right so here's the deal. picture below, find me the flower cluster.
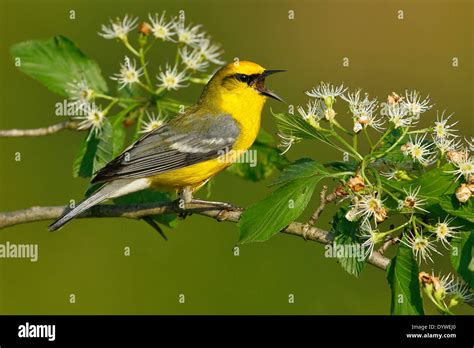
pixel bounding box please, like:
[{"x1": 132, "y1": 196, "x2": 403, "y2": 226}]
[
  {"x1": 419, "y1": 272, "x2": 473, "y2": 314},
  {"x1": 276, "y1": 82, "x2": 473, "y2": 275},
  {"x1": 67, "y1": 13, "x2": 224, "y2": 135}
]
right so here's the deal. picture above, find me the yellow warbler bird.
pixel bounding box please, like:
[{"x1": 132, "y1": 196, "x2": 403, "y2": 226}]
[{"x1": 49, "y1": 61, "x2": 284, "y2": 231}]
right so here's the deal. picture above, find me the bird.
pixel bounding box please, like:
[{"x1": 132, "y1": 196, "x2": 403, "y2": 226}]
[{"x1": 48, "y1": 61, "x2": 284, "y2": 231}]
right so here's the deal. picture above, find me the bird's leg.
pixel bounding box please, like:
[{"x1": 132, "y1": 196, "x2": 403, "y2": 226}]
[
  {"x1": 176, "y1": 186, "x2": 193, "y2": 219},
  {"x1": 180, "y1": 186, "x2": 193, "y2": 204}
]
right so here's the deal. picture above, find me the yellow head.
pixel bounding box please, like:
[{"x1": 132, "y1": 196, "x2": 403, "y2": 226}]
[{"x1": 199, "y1": 61, "x2": 284, "y2": 112}]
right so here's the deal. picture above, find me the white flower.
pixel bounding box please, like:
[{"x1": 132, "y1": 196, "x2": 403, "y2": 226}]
[
  {"x1": 148, "y1": 12, "x2": 175, "y2": 41},
  {"x1": 433, "y1": 111, "x2": 458, "y2": 139},
  {"x1": 398, "y1": 186, "x2": 428, "y2": 213},
  {"x1": 111, "y1": 56, "x2": 143, "y2": 90},
  {"x1": 297, "y1": 99, "x2": 324, "y2": 125},
  {"x1": 349, "y1": 192, "x2": 387, "y2": 223},
  {"x1": 98, "y1": 15, "x2": 138, "y2": 40},
  {"x1": 277, "y1": 132, "x2": 298, "y2": 155},
  {"x1": 197, "y1": 37, "x2": 224, "y2": 65},
  {"x1": 156, "y1": 64, "x2": 188, "y2": 90},
  {"x1": 433, "y1": 136, "x2": 461, "y2": 155},
  {"x1": 359, "y1": 219, "x2": 386, "y2": 259},
  {"x1": 140, "y1": 112, "x2": 166, "y2": 133},
  {"x1": 401, "y1": 231, "x2": 441, "y2": 264},
  {"x1": 343, "y1": 90, "x2": 384, "y2": 132},
  {"x1": 179, "y1": 46, "x2": 209, "y2": 71},
  {"x1": 401, "y1": 90, "x2": 432, "y2": 119},
  {"x1": 448, "y1": 149, "x2": 474, "y2": 180},
  {"x1": 174, "y1": 20, "x2": 204, "y2": 46},
  {"x1": 384, "y1": 103, "x2": 414, "y2": 129},
  {"x1": 76, "y1": 104, "x2": 105, "y2": 135},
  {"x1": 407, "y1": 134, "x2": 437, "y2": 166},
  {"x1": 67, "y1": 77, "x2": 95, "y2": 108},
  {"x1": 467, "y1": 137, "x2": 474, "y2": 151},
  {"x1": 444, "y1": 277, "x2": 474, "y2": 305},
  {"x1": 433, "y1": 217, "x2": 461, "y2": 248},
  {"x1": 306, "y1": 82, "x2": 346, "y2": 99}
]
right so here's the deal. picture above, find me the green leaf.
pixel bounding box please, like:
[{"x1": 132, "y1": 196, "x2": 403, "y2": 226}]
[
  {"x1": 72, "y1": 131, "x2": 99, "y2": 178},
  {"x1": 239, "y1": 176, "x2": 319, "y2": 243},
  {"x1": 325, "y1": 160, "x2": 358, "y2": 172},
  {"x1": 11, "y1": 35, "x2": 107, "y2": 96},
  {"x1": 72, "y1": 119, "x2": 126, "y2": 178},
  {"x1": 386, "y1": 239, "x2": 424, "y2": 315},
  {"x1": 226, "y1": 142, "x2": 289, "y2": 182},
  {"x1": 450, "y1": 231, "x2": 474, "y2": 287},
  {"x1": 380, "y1": 164, "x2": 457, "y2": 206},
  {"x1": 271, "y1": 158, "x2": 329, "y2": 186},
  {"x1": 113, "y1": 190, "x2": 177, "y2": 228},
  {"x1": 439, "y1": 194, "x2": 474, "y2": 223},
  {"x1": 255, "y1": 128, "x2": 274, "y2": 145},
  {"x1": 93, "y1": 121, "x2": 115, "y2": 174},
  {"x1": 411, "y1": 164, "x2": 457, "y2": 202},
  {"x1": 331, "y1": 208, "x2": 366, "y2": 277},
  {"x1": 226, "y1": 129, "x2": 289, "y2": 182}
]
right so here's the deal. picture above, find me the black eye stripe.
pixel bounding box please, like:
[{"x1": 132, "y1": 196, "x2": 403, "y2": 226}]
[{"x1": 234, "y1": 73, "x2": 260, "y2": 85}]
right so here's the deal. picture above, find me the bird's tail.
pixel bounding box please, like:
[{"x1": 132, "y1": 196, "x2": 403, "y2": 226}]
[{"x1": 48, "y1": 178, "x2": 150, "y2": 231}]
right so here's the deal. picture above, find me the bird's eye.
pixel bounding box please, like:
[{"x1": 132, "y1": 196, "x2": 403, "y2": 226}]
[{"x1": 235, "y1": 74, "x2": 250, "y2": 83}]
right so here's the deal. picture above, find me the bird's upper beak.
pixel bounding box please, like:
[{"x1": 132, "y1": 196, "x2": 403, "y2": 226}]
[{"x1": 254, "y1": 70, "x2": 285, "y2": 102}]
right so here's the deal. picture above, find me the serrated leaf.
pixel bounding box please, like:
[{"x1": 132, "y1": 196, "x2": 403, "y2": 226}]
[
  {"x1": 439, "y1": 195, "x2": 474, "y2": 223},
  {"x1": 386, "y1": 239, "x2": 424, "y2": 315},
  {"x1": 239, "y1": 177, "x2": 319, "y2": 243},
  {"x1": 271, "y1": 158, "x2": 329, "y2": 186},
  {"x1": 331, "y1": 208, "x2": 366, "y2": 277},
  {"x1": 11, "y1": 35, "x2": 107, "y2": 96},
  {"x1": 113, "y1": 189, "x2": 176, "y2": 228},
  {"x1": 450, "y1": 231, "x2": 474, "y2": 287}
]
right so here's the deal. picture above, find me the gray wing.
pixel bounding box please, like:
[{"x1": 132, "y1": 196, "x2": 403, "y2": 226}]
[{"x1": 91, "y1": 113, "x2": 240, "y2": 184}]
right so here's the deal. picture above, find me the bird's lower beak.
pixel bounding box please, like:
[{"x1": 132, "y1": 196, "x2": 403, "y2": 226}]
[{"x1": 254, "y1": 70, "x2": 285, "y2": 102}]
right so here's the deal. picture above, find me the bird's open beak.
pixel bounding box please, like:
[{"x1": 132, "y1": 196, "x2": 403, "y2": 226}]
[{"x1": 254, "y1": 70, "x2": 285, "y2": 102}]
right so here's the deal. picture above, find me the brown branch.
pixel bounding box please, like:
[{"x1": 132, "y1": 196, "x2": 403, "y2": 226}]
[
  {"x1": 306, "y1": 186, "x2": 339, "y2": 227},
  {"x1": 0, "y1": 201, "x2": 390, "y2": 271},
  {"x1": 0, "y1": 121, "x2": 85, "y2": 137}
]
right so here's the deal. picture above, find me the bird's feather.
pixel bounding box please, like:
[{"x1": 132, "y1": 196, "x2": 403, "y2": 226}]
[{"x1": 91, "y1": 113, "x2": 240, "y2": 184}]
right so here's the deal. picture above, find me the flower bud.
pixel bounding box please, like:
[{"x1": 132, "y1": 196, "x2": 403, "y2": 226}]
[
  {"x1": 348, "y1": 175, "x2": 365, "y2": 192},
  {"x1": 401, "y1": 142, "x2": 413, "y2": 156},
  {"x1": 138, "y1": 22, "x2": 152, "y2": 36},
  {"x1": 324, "y1": 108, "x2": 336, "y2": 121},
  {"x1": 468, "y1": 174, "x2": 474, "y2": 184},
  {"x1": 455, "y1": 184, "x2": 471, "y2": 203},
  {"x1": 353, "y1": 121, "x2": 362, "y2": 133},
  {"x1": 447, "y1": 150, "x2": 466, "y2": 165},
  {"x1": 387, "y1": 92, "x2": 403, "y2": 105},
  {"x1": 375, "y1": 207, "x2": 388, "y2": 223},
  {"x1": 334, "y1": 185, "x2": 347, "y2": 197}
]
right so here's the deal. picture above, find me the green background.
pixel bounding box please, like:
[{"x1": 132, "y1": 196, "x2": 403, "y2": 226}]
[{"x1": 0, "y1": 0, "x2": 472, "y2": 314}]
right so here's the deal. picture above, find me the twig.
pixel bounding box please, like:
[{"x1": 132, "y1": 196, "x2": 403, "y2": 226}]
[
  {"x1": 306, "y1": 186, "x2": 338, "y2": 227},
  {"x1": 0, "y1": 201, "x2": 390, "y2": 271},
  {"x1": 378, "y1": 235, "x2": 398, "y2": 255},
  {"x1": 0, "y1": 121, "x2": 85, "y2": 137}
]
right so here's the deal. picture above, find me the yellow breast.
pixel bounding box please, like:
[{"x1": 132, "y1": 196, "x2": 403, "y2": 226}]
[{"x1": 150, "y1": 80, "x2": 266, "y2": 191}]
